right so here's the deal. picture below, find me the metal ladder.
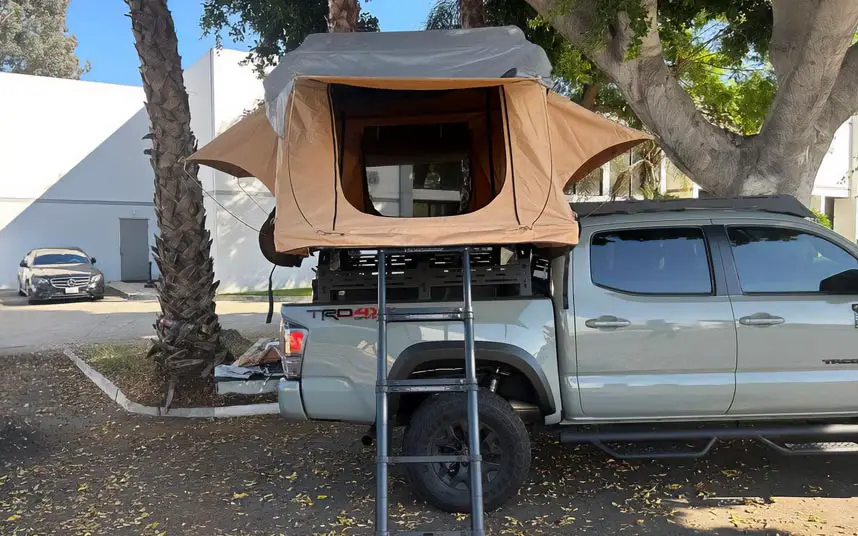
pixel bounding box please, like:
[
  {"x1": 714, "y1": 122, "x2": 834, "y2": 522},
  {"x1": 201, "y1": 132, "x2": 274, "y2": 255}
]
[{"x1": 375, "y1": 247, "x2": 485, "y2": 536}]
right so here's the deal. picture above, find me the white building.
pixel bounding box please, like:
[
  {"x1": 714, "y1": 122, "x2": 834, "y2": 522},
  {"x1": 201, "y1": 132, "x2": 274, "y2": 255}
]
[{"x1": 0, "y1": 49, "x2": 314, "y2": 291}]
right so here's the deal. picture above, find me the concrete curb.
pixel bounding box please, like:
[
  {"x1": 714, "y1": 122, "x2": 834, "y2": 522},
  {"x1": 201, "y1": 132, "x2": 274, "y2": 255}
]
[
  {"x1": 215, "y1": 294, "x2": 311, "y2": 303},
  {"x1": 63, "y1": 348, "x2": 279, "y2": 418},
  {"x1": 105, "y1": 284, "x2": 158, "y2": 301}
]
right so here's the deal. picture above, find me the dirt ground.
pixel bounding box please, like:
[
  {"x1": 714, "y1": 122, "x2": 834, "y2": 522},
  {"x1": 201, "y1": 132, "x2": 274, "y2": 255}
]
[{"x1": 2, "y1": 353, "x2": 857, "y2": 535}]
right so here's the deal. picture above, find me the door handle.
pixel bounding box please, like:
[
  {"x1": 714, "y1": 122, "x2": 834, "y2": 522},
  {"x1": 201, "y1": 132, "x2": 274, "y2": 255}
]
[
  {"x1": 739, "y1": 313, "x2": 785, "y2": 327},
  {"x1": 585, "y1": 315, "x2": 631, "y2": 329}
]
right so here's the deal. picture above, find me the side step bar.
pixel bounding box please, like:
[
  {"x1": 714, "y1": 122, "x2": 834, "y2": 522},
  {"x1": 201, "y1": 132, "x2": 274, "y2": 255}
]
[{"x1": 561, "y1": 423, "x2": 858, "y2": 459}]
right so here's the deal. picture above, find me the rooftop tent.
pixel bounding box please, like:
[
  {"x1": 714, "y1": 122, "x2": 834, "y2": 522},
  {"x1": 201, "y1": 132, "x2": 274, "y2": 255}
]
[{"x1": 188, "y1": 27, "x2": 650, "y2": 259}]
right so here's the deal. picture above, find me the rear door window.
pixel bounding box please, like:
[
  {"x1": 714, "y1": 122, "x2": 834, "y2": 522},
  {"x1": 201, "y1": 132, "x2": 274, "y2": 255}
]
[
  {"x1": 590, "y1": 227, "x2": 713, "y2": 294},
  {"x1": 727, "y1": 226, "x2": 858, "y2": 293}
]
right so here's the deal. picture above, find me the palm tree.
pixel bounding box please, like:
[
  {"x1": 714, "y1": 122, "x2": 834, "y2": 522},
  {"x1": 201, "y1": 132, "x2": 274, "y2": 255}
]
[
  {"x1": 459, "y1": 0, "x2": 485, "y2": 28},
  {"x1": 426, "y1": 0, "x2": 486, "y2": 29},
  {"x1": 126, "y1": 0, "x2": 228, "y2": 391},
  {"x1": 328, "y1": 0, "x2": 360, "y2": 32}
]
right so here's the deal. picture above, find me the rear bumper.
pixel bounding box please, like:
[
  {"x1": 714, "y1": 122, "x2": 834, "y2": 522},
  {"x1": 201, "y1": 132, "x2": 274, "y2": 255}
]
[{"x1": 277, "y1": 379, "x2": 308, "y2": 421}]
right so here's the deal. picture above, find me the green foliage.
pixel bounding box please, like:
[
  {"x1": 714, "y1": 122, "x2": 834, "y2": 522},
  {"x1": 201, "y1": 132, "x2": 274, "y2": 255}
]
[
  {"x1": 423, "y1": 0, "x2": 776, "y2": 134},
  {"x1": 812, "y1": 209, "x2": 833, "y2": 230},
  {"x1": 0, "y1": 0, "x2": 88, "y2": 78},
  {"x1": 661, "y1": 20, "x2": 776, "y2": 134},
  {"x1": 201, "y1": 0, "x2": 379, "y2": 76},
  {"x1": 590, "y1": 0, "x2": 649, "y2": 58}
]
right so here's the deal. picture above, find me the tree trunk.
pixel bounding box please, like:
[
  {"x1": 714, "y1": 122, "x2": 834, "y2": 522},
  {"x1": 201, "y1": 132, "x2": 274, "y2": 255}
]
[
  {"x1": 459, "y1": 0, "x2": 485, "y2": 29},
  {"x1": 328, "y1": 0, "x2": 360, "y2": 32},
  {"x1": 525, "y1": 0, "x2": 858, "y2": 205},
  {"x1": 579, "y1": 83, "x2": 600, "y2": 110},
  {"x1": 126, "y1": 0, "x2": 227, "y2": 378}
]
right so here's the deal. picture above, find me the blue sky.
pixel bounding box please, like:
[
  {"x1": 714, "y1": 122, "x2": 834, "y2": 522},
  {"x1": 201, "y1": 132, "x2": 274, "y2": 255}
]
[{"x1": 67, "y1": 0, "x2": 436, "y2": 86}]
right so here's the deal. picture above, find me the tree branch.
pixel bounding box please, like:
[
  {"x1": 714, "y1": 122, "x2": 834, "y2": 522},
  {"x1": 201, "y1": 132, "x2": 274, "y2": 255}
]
[
  {"x1": 579, "y1": 82, "x2": 600, "y2": 110},
  {"x1": 760, "y1": 0, "x2": 858, "y2": 150},
  {"x1": 525, "y1": 0, "x2": 741, "y2": 193},
  {"x1": 814, "y1": 42, "x2": 858, "y2": 146}
]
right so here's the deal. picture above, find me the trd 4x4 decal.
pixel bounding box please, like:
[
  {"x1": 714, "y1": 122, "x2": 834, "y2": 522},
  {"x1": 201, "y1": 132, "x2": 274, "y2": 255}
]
[{"x1": 306, "y1": 307, "x2": 381, "y2": 320}]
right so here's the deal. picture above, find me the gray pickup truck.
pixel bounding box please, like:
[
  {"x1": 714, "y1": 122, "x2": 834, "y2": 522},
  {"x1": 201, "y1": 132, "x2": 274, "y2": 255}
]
[{"x1": 272, "y1": 197, "x2": 858, "y2": 512}]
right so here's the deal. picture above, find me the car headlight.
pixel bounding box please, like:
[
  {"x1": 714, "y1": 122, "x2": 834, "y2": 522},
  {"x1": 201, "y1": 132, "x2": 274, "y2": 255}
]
[
  {"x1": 31, "y1": 276, "x2": 50, "y2": 287},
  {"x1": 90, "y1": 273, "x2": 103, "y2": 283}
]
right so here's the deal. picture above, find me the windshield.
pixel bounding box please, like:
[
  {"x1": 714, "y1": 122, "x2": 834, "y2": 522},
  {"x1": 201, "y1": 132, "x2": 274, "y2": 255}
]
[{"x1": 33, "y1": 253, "x2": 89, "y2": 266}]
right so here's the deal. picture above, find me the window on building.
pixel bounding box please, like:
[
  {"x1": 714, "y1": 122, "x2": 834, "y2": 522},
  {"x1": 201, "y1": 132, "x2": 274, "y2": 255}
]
[
  {"x1": 591, "y1": 228, "x2": 713, "y2": 294},
  {"x1": 566, "y1": 167, "x2": 603, "y2": 197},
  {"x1": 727, "y1": 226, "x2": 858, "y2": 293}
]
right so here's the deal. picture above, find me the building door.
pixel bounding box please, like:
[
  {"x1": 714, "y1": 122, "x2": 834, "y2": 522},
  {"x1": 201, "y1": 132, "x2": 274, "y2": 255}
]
[{"x1": 119, "y1": 218, "x2": 150, "y2": 282}]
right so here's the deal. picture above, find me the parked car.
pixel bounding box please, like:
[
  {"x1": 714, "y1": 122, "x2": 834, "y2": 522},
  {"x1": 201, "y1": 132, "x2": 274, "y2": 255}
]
[
  {"x1": 250, "y1": 196, "x2": 858, "y2": 513},
  {"x1": 17, "y1": 247, "x2": 105, "y2": 304}
]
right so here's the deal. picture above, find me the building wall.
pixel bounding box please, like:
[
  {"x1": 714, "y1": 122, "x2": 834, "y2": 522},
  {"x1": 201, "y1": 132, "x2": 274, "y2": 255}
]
[
  {"x1": 0, "y1": 50, "x2": 315, "y2": 292},
  {"x1": 813, "y1": 119, "x2": 852, "y2": 198},
  {"x1": 0, "y1": 73, "x2": 157, "y2": 288},
  {"x1": 201, "y1": 49, "x2": 314, "y2": 292}
]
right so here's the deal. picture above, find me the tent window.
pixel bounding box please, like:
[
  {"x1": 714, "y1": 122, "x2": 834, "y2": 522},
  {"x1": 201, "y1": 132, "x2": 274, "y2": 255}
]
[
  {"x1": 331, "y1": 85, "x2": 506, "y2": 218},
  {"x1": 364, "y1": 122, "x2": 471, "y2": 217}
]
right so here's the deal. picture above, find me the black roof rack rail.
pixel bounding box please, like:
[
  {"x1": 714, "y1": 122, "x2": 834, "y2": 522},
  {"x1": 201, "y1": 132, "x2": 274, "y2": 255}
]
[{"x1": 571, "y1": 195, "x2": 815, "y2": 220}]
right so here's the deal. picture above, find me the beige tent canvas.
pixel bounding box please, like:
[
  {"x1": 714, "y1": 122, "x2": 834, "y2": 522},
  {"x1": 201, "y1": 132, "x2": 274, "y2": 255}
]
[{"x1": 188, "y1": 27, "x2": 650, "y2": 260}]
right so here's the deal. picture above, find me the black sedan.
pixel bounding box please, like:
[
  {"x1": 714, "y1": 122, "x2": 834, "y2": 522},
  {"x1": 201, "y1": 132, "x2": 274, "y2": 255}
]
[{"x1": 17, "y1": 248, "x2": 105, "y2": 304}]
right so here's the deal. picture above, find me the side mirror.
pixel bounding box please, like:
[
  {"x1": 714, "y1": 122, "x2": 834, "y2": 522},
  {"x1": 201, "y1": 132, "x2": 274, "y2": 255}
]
[
  {"x1": 90, "y1": 257, "x2": 97, "y2": 264},
  {"x1": 19, "y1": 260, "x2": 27, "y2": 268},
  {"x1": 819, "y1": 269, "x2": 858, "y2": 294}
]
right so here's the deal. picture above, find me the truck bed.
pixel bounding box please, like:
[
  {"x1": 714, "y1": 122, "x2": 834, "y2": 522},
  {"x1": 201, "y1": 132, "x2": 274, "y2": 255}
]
[{"x1": 283, "y1": 297, "x2": 563, "y2": 424}]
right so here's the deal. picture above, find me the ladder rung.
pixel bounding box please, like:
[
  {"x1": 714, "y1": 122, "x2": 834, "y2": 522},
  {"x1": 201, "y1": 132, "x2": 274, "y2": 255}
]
[
  {"x1": 394, "y1": 531, "x2": 476, "y2": 535},
  {"x1": 381, "y1": 246, "x2": 471, "y2": 254},
  {"x1": 386, "y1": 307, "x2": 464, "y2": 323},
  {"x1": 386, "y1": 455, "x2": 480, "y2": 464},
  {"x1": 383, "y1": 378, "x2": 474, "y2": 393}
]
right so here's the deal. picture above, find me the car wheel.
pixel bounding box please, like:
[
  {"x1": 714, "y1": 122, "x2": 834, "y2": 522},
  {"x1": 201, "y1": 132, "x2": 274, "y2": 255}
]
[
  {"x1": 402, "y1": 389, "x2": 531, "y2": 513},
  {"x1": 18, "y1": 283, "x2": 25, "y2": 297}
]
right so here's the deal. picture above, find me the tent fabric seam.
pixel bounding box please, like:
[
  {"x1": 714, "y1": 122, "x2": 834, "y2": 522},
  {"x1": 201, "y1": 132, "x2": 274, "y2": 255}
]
[
  {"x1": 531, "y1": 86, "x2": 555, "y2": 228},
  {"x1": 285, "y1": 84, "x2": 316, "y2": 231},
  {"x1": 501, "y1": 86, "x2": 520, "y2": 225},
  {"x1": 327, "y1": 86, "x2": 339, "y2": 231}
]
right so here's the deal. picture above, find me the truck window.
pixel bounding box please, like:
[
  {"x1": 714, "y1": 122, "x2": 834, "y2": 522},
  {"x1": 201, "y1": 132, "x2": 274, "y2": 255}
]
[
  {"x1": 727, "y1": 226, "x2": 858, "y2": 293},
  {"x1": 590, "y1": 228, "x2": 713, "y2": 295}
]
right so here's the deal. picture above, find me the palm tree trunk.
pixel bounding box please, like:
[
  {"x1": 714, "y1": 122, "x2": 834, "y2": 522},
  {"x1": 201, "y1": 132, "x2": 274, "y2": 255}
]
[
  {"x1": 126, "y1": 0, "x2": 227, "y2": 379},
  {"x1": 459, "y1": 0, "x2": 485, "y2": 28},
  {"x1": 328, "y1": 0, "x2": 360, "y2": 32}
]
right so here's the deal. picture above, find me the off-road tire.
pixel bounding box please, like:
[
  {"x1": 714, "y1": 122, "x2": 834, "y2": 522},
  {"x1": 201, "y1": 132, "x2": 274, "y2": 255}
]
[{"x1": 402, "y1": 389, "x2": 531, "y2": 513}]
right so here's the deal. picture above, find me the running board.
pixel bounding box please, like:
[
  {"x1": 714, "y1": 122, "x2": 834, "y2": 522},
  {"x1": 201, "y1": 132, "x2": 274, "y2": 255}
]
[{"x1": 561, "y1": 423, "x2": 858, "y2": 459}]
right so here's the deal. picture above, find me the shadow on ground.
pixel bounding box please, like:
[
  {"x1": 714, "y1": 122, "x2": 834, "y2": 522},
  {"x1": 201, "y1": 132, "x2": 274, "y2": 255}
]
[{"x1": 1, "y1": 353, "x2": 855, "y2": 535}]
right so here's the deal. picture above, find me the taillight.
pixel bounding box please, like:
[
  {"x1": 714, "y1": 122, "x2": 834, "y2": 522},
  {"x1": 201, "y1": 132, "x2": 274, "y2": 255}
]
[
  {"x1": 285, "y1": 329, "x2": 306, "y2": 355},
  {"x1": 279, "y1": 318, "x2": 307, "y2": 380}
]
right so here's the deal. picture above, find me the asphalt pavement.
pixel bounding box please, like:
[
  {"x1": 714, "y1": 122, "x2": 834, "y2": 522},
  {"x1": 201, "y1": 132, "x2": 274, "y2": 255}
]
[
  {"x1": 2, "y1": 353, "x2": 858, "y2": 535},
  {"x1": 0, "y1": 291, "x2": 278, "y2": 354}
]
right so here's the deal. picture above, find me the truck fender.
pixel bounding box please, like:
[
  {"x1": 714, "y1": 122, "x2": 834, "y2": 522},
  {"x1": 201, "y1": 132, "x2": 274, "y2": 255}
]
[{"x1": 388, "y1": 341, "x2": 556, "y2": 415}]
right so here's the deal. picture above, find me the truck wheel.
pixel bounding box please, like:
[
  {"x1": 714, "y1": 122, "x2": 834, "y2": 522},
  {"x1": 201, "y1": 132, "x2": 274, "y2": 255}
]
[{"x1": 402, "y1": 389, "x2": 531, "y2": 513}]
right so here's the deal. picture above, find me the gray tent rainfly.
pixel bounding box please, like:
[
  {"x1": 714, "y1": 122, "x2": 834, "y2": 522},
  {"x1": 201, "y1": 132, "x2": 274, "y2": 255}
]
[{"x1": 262, "y1": 26, "x2": 554, "y2": 137}]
